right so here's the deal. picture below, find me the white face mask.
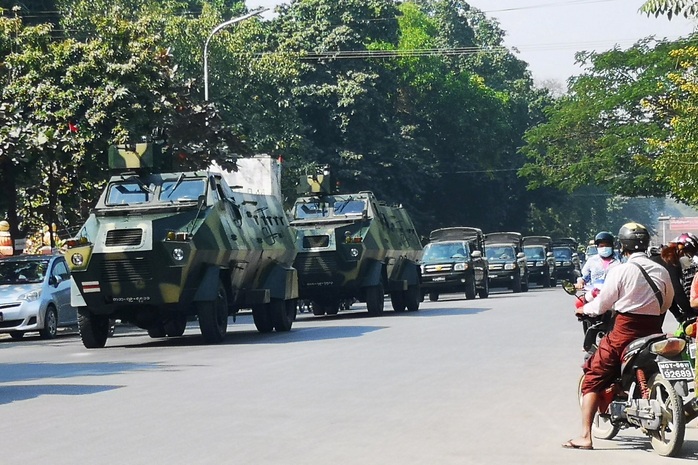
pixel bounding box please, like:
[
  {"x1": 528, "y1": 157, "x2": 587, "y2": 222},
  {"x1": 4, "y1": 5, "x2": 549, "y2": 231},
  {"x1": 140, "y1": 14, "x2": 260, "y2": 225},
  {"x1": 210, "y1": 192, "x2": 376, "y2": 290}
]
[
  {"x1": 693, "y1": 255, "x2": 698, "y2": 266},
  {"x1": 598, "y1": 246, "x2": 613, "y2": 258}
]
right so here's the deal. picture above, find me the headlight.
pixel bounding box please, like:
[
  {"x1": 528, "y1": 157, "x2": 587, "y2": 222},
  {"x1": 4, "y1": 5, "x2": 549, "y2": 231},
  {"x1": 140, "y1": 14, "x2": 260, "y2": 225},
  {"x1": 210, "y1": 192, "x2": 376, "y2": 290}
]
[
  {"x1": 454, "y1": 263, "x2": 467, "y2": 271},
  {"x1": 504, "y1": 263, "x2": 516, "y2": 270},
  {"x1": 350, "y1": 248, "x2": 359, "y2": 257},
  {"x1": 71, "y1": 253, "x2": 84, "y2": 267},
  {"x1": 172, "y1": 248, "x2": 185, "y2": 261},
  {"x1": 18, "y1": 289, "x2": 41, "y2": 302},
  {"x1": 563, "y1": 261, "x2": 572, "y2": 266},
  {"x1": 650, "y1": 338, "x2": 686, "y2": 357},
  {"x1": 536, "y1": 261, "x2": 545, "y2": 267}
]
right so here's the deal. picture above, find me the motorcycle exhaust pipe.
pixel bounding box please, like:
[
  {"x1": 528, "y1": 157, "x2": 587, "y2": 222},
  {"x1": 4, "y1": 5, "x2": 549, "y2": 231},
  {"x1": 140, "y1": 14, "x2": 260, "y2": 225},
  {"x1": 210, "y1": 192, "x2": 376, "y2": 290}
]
[{"x1": 684, "y1": 397, "x2": 698, "y2": 423}]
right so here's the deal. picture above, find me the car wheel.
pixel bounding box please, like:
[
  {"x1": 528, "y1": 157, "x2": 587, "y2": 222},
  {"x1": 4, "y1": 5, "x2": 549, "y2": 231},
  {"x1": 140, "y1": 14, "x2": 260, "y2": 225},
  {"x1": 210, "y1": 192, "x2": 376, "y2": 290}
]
[{"x1": 39, "y1": 306, "x2": 58, "y2": 339}]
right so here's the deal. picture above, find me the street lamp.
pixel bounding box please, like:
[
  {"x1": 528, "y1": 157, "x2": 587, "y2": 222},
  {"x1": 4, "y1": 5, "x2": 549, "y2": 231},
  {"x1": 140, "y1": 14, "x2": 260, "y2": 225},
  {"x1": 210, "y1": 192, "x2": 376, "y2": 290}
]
[
  {"x1": 658, "y1": 215, "x2": 671, "y2": 245},
  {"x1": 203, "y1": 8, "x2": 268, "y2": 101}
]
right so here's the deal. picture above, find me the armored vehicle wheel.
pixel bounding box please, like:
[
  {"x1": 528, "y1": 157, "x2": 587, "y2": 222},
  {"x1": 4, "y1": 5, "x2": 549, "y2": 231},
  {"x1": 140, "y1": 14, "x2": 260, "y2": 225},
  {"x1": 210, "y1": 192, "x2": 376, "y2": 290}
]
[
  {"x1": 271, "y1": 298, "x2": 295, "y2": 332},
  {"x1": 550, "y1": 275, "x2": 557, "y2": 287},
  {"x1": 9, "y1": 331, "x2": 24, "y2": 340},
  {"x1": 405, "y1": 285, "x2": 420, "y2": 312},
  {"x1": 197, "y1": 283, "x2": 229, "y2": 344},
  {"x1": 164, "y1": 314, "x2": 187, "y2": 337},
  {"x1": 147, "y1": 324, "x2": 167, "y2": 338},
  {"x1": 253, "y1": 303, "x2": 274, "y2": 332},
  {"x1": 78, "y1": 307, "x2": 109, "y2": 349},
  {"x1": 465, "y1": 276, "x2": 477, "y2": 300},
  {"x1": 391, "y1": 291, "x2": 406, "y2": 312},
  {"x1": 366, "y1": 283, "x2": 385, "y2": 316},
  {"x1": 39, "y1": 306, "x2": 58, "y2": 339},
  {"x1": 512, "y1": 273, "x2": 522, "y2": 293},
  {"x1": 542, "y1": 269, "x2": 551, "y2": 288},
  {"x1": 311, "y1": 302, "x2": 326, "y2": 316},
  {"x1": 428, "y1": 292, "x2": 439, "y2": 302},
  {"x1": 478, "y1": 278, "x2": 489, "y2": 299}
]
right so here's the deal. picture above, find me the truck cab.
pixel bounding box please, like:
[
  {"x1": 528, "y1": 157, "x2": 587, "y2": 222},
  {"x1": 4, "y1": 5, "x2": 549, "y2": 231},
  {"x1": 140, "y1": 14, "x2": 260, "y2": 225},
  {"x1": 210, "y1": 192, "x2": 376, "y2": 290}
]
[
  {"x1": 552, "y1": 237, "x2": 581, "y2": 283},
  {"x1": 484, "y1": 232, "x2": 529, "y2": 293},
  {"x1": 420, "y1": 227, "x2": 489, "y2": 301},
  {"x1": 522, "y1": 235, "x2": 557, "y2": 288}
]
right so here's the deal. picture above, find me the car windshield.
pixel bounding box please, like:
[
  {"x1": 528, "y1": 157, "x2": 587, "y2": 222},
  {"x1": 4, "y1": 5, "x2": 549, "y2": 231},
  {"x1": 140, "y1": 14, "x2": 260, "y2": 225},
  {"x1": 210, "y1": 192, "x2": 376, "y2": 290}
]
[
  {"x1": 0, "y1": 259, "x2": 49, "y2": 284},
  {"x1": 423, "y1": 243, "x2": 469, "y2": 261},
  {"x1": 586, "y1": 245, "x2": 598, "y2": 257},
  {"x1": 160, "y1": 179, "x2": 205, "y2": 202},
  {"x1": 554, "y1": 248, "x2": 573, "y2": 260},
  {"x1": 486, "y1": 245, "x2": 515, "y2": 260},
  {"x1": 524, "y1": 246, "x2": 545, "y2": 260},
  {"x1": 106, "y1": 182, "x2": 155, "y2": 205}
]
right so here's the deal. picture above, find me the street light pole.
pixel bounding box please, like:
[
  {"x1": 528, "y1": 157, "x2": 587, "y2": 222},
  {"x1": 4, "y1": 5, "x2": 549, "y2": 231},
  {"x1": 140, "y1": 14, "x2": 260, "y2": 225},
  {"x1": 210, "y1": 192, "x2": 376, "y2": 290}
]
[{"x1": 203, "y1": 8, "x2": 268, "y2": 101}]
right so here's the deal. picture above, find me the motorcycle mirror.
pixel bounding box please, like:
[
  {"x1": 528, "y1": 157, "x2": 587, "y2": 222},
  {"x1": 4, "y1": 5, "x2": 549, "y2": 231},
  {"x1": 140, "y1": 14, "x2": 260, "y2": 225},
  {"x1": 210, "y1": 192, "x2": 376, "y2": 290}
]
[{"x1": 561, "y1": 279, "x2": 577, "y2": 296}]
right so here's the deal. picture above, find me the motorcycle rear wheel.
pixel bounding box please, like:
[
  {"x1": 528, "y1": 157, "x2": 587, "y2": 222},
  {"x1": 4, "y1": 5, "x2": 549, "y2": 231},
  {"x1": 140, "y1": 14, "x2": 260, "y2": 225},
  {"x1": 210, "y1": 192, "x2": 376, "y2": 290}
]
[
  {"x1": 577, "y1": 374, "x2": 620, "y2": 440},
  {"x1": 648, "y1": 373, "x2": 685, "y2": 457}
]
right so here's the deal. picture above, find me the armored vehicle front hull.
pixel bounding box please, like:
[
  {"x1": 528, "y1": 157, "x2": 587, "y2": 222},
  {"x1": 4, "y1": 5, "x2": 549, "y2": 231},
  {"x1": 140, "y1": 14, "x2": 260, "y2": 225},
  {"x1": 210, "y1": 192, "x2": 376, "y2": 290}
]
[
  {"x1": 67, "y1": 168, "x2": 298, "y2": 348},
  {"x1": 291, "y1": 192, "x2": 422, "y2": 316}
]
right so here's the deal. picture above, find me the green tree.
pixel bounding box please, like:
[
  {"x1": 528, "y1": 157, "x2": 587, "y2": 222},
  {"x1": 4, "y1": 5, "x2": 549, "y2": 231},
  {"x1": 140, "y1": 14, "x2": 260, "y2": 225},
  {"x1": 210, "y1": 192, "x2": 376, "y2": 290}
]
[{"x1": 641, "y1": 0, "x2": 698, "y2": 18}]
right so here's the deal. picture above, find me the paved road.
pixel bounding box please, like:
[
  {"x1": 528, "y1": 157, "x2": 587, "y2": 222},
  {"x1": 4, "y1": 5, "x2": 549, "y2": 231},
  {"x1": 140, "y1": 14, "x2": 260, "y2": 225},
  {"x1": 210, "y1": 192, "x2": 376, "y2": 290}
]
[{"x1": 1, "y1": 286, "x2": 697, "y2": 464}]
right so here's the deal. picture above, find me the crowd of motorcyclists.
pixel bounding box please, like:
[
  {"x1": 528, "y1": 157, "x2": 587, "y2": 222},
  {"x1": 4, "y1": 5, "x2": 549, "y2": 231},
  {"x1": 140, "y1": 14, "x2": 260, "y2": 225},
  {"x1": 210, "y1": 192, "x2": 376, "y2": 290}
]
[{"x1": 563, "y1": 222, "x2": 698, "y2": 454}]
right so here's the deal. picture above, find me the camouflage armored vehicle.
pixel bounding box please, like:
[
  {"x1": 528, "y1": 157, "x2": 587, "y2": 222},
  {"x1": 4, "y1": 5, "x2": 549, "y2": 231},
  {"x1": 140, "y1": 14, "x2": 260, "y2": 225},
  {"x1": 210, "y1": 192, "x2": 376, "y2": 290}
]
[
  {"x1": 64, "y1": 143, "x2": 299, "y2": 348},
  {"x1": 484, "y1": 232, "x2": 529, "y2": 293},
  {"x1": 552, "y1": 237, "x2": 581, "y2": 283},
  {"x1": 421, "y1": 227, "x2": 489, "y2": 301},
  {"x1": 290, "y1": 167, "x2": 423, "y2": 316},
  {"x1": 522, "y1": 235, "x2": 557, "y2": 288}
]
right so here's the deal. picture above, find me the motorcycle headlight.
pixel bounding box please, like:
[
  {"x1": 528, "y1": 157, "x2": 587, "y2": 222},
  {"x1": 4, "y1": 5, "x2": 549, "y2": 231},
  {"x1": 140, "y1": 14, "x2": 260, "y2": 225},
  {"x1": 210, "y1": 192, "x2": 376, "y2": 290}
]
[
  {"x1": 650, "y1": 338, "x2": 686, "y2": 357},
  {"x1": 454, "y1": 263, "x2": 467, "y2": 271},
  {"x1": 18, "y1": 289, "x2": 41, "y2": 302},
  {"x1": 504, "y1": 263, "x2": 516, "y2": 270}
]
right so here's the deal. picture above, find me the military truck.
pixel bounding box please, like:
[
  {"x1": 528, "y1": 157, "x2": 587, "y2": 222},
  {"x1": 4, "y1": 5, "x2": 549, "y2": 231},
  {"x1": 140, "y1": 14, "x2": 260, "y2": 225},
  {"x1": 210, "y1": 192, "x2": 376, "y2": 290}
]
[
  {"x1": 552, "y1": 237, "x2": 581, "y2": 283},
  {"x1": 522, "y1": 235, "x2": 556, "y2": 288},
  {"x1": 421, "y1": 227, "x2": 489, "y2": 301},
  {"x1": 484, "y1": 232, "x2": 529, "y2": 293},
  {"x1": 64, "y1": 143, "x2": 299, "y2": 348},
  {"x1": 290, "y1": 167, "x2": 423, "y2": 316}
]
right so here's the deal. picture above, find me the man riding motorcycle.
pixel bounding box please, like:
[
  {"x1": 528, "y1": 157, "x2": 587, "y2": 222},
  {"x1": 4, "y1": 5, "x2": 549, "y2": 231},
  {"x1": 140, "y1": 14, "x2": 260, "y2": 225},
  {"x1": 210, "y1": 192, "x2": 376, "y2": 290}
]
[
  {"x1": 576, "y1": 231, "x2": 620, "y2": 290},
  {"x1": 563, "y1": 222, "x2": 674, "y2": 450}
]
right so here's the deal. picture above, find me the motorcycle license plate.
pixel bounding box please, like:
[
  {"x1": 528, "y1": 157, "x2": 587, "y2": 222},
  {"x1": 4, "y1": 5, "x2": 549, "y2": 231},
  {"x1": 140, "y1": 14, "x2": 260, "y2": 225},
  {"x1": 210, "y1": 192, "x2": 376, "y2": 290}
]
[{"x1": 658, "y1": 360, "x2": 694, "y2": 380}]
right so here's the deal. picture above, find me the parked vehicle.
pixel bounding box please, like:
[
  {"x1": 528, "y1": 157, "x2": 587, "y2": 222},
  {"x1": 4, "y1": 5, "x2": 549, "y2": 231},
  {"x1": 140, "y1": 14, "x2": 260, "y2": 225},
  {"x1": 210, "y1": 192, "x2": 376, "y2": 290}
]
[
  {"x1": 0, "y1": 254, "x2": 77, "y2": 339},
  {"x1": 421, "y1": 227, "x2": 489, "y2": 301},
  {"x1": 553, "y1": 237, "x2": 581, "y2": 282},
  {"x1": 522, "y1": 235, "x2": 556, "y2": 288},
  {"x1": 290, "y1": 166, "x2": 423, "y2": 316},
  {"x1": 484, "y1": 232, "x2": 529, "y2": 293},
  {"x1": 563, "y1": 280, "x2": 689, "y2": 457}
]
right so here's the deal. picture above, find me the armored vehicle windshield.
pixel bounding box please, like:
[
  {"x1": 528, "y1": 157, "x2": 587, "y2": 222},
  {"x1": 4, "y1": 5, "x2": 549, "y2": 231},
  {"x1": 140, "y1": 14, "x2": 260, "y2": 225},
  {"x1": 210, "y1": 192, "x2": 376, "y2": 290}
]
[
  {"x1": 106, "y1": 176, "x2": 206, "y2": 206},
  {"x1": 292, "y1": 196, "x2": 367, "y2": 220}
]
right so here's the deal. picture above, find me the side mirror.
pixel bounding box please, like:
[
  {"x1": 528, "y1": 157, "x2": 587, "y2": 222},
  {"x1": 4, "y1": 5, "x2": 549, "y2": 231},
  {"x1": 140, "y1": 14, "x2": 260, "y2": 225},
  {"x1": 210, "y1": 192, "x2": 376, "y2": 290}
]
[
  {"x1": 561, "y1": 280, "x2": 577, "y2": 296},
  {"x1": 516, "y1": 252, "x2": 525, "y2": 259},
  {"x1": 48, "y1": 275, "x2": 61, "y2": 286},
  {"x1": 546, "y1": 252, "x2": 553, "y2": 257},
  {"x1": 197, "y1": 194, "x2": 207, "y2": 209},
  {"x1": 472, "y1": 250, "x2": 482, "y2": 258}
]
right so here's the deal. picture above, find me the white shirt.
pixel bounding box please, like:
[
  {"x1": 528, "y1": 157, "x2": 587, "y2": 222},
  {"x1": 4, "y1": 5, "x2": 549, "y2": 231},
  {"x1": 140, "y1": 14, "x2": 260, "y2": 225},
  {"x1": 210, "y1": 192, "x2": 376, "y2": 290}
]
[{"x1": 583, "y1": 252, "x2": 674, "y2": 317}]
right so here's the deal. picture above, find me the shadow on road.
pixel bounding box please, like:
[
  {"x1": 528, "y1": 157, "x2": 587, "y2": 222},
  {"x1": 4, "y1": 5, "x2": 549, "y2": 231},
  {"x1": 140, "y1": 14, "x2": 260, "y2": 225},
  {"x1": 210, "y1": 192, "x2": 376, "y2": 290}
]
[{"x1": 0, "y1": 383, "x2": 122, "y2": 405}]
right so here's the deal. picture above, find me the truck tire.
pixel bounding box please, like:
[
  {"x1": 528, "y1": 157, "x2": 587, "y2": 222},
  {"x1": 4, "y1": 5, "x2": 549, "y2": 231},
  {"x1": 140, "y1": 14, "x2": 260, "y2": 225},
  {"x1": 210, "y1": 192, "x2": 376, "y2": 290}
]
[
  {"x1": 428, "y1": 292, "x2": 439, "y2": 302},
  {"x1": 366, "y1": 282, "x2": 385, "y2": 316},
  {"x1": 164, "y1": 314, "x2": 187, "y2": 337},
  {"x1": 405, "y1": 285, "x2": 420, "y2": 312},
  {"x1": 391, "y1": 291, "x2": 406, "y2": 312},
  {"x1": 512, "y1": 273, "x2": 522, "y2": 293},
  {"x1": 253, "y1": 303, "x2": 274, "y2": 332},
  {"x1": 465, "y1": 276, "x2": 477, "y2": 300},
  {"x1": 197, "y1": 283, "x2": 228, "y2": 343},
  {"x1": 324, "y1": 302, "x2": 340, "y2": 315},
  {"x1": 78, "y1": 307, "x2": 109, "y2": 349},
  {"x1": 147, "y1": 324, "x2": 167, "y2": 338},
  {"x1": 311, "y1": 301, "x2": 326, "y2": 316},
  {"x1": 522, "y1": 274, "x2": 529, "y2": 292},
  {"x1": 270, "y1": 298, "x2": 295, "y2": 332},
  {"x1": 543, "y1": 269, "x2": 551, "y2": 288},
  {"x1": 478, "y1": 277, "x2": 489, "y2": 299}
]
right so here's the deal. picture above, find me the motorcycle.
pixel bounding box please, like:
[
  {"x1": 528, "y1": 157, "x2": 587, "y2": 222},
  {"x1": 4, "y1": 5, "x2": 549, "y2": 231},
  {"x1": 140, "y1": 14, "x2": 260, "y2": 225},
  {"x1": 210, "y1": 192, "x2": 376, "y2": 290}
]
[{"x1": 562, "y1": 280, "x2": 691, "y2": 457}]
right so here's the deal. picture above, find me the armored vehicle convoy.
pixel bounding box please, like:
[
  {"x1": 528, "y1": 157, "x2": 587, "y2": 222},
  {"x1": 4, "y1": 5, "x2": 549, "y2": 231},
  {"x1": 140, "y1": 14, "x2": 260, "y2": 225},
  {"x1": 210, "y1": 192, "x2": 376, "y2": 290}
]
[
  {"x1": 421, "y1": 227, "x2": 489, "y2": 301},
  {"x1": 484, "y1": 232, "x2": 529, "y2": 293},
  {"x1": 552, "y1": 237, "x2": 581, "y2": 283},
  {"x1": 522, "y1": 235, "x2": 556, "y2": 288},
  {"x1": 65, "y1": 143, "x2": 299, "y2": 348},
  {"x1": 290, "y1": 167, "x2": 423, "y2": 316}
]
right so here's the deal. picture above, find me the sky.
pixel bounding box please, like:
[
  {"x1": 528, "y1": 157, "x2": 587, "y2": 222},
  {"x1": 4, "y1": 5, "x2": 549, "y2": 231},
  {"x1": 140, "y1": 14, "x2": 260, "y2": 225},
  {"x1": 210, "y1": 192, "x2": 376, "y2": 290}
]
[{"x1": 246, "y1": 0, "x2": 696, "y2": 84}]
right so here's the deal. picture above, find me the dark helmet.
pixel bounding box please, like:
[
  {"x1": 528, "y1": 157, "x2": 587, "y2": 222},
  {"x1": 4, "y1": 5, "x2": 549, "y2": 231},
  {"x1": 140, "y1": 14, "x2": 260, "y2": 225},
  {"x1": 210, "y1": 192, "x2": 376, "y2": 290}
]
[
  {"x1": 594, "y1": 231, "x2": 614, "y2": 246},
  {"x1": 618, "y1": 222, "x2": 650, "y2": 252}
]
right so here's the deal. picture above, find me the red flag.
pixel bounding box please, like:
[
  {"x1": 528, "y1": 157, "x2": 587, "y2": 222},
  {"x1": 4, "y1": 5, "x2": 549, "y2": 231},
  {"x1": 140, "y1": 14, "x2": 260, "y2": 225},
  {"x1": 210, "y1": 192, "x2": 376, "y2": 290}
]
[{"x1": 68, "y1": 122, "x2": 78, "y2": 133}]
